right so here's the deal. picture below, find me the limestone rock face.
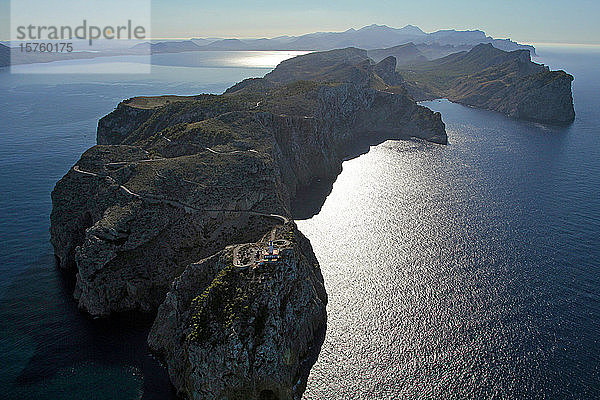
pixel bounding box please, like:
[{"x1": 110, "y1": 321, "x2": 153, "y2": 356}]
[
  {"x1": 313, "y1": 83, "x2": 446, "y2": 145},
  {"x1": 148, "y1": 224, "x2": 327, "y2": 400},
  {"x1": 373, "y1": 56, "x2": 404, "y2": 86},
  {"x1": 258, "y1": 83, "x2": 446, "y2": 200},
  {"x1": 97, "y1": 103, "x2": 154, "y2": 145},
  {"x1": 397, "y1": 44, "x2": 576, "y2": 124},
  {"x1": 449, "y1": 63, "x2": 575, "y2": 124},
  {"x1": 511, "y1": 71, "x2": 575, "y2": 124}
]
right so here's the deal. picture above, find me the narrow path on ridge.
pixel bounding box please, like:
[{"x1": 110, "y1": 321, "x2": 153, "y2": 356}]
[
  {"x1": 72, "y1": 165, "x2": 288, "y2": 224},
  {"x1": 72, "y1": 145, "x2": 290, "y2": 269}
]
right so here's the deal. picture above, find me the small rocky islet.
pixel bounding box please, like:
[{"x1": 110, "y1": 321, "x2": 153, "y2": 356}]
[{"x1": 50, "y1": 46, "x2": 574, "y2": 399}]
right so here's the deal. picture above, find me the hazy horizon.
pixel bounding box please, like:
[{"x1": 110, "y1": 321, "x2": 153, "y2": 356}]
[
  {"x1": 4, "y1": 24, "x2": 600, "y2": 48},
  {"x1": 1, "y1": 0, "x2": 600, "y2": 45}
]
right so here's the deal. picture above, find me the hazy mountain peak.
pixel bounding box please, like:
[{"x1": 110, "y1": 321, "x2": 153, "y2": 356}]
[
  {"x1": 357, "y1": 24, "x2": 425, "y2": 36},
  {"x1": 400, "y1": 24, "x2": 426, "y2": 35},
  {"x1": 358, "y1": 24, "x2": 394, "y2": 32},
  {"x1": 471, "y1": 42, "x2": 495, "y2": 50}
]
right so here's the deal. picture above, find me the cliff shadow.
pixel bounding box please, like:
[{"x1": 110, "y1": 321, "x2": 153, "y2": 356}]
[
  {"x1": 294, "y1": 319, "x2": 327, "y2": 398},
  {"x1": 291, "y1": 132, "x2": 399, "y2": 220},
  {"x1": 5, "y1": 256, "x2": 178, "y2": 399}
]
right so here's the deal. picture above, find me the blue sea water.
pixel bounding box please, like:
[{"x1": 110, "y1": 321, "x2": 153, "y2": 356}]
[
  {"x1": 0, "y1": 47, "x2": 599, "y2": 399},
  {"x1": 299, "y1": 45, "x2": 600, "y2": 399}
]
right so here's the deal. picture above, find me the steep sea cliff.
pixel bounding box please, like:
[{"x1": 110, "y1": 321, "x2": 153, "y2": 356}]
[
  {"x1": 0, "y1": 44, "x2": 593, "y2": 400},
  {"x1": 397, "y1": 44, "x2": 575, "y2": 124},
  {"x1": 47, "y1": 45, "x2": 584, "y2": 398},
  {"x1": 50, "y1": 48, "x2": 446, "y2": 398}
]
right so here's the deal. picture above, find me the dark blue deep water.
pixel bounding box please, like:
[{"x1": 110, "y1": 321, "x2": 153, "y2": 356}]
[{"x1": 1, "y1": 47, "x2": 599, "y2": 399}]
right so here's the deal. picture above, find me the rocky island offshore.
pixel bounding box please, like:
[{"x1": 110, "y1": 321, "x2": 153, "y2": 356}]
[{"x1": 50, "y1": 46, "x2": 573, "y2": 399}]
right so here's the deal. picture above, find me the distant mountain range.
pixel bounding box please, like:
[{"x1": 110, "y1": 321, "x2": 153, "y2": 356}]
[
  {"x1": 138, "y1": 24, "x2": 536, "y2": 59},
  {"x1": 3, "y1": 25, "x2": 537, "y2": 67}
]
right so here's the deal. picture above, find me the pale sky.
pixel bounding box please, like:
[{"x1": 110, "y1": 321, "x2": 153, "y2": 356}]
[{"x1": 2, "y1": 0, "x2": 599, "y2": 44}]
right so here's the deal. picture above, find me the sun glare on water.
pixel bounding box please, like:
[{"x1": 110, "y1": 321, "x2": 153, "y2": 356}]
[{"x1": 231, "y1": 51, "x2": 312, "y2": 68}]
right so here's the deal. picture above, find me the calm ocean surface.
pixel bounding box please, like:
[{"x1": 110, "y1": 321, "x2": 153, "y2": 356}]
[{"x1": 1, "y1": 47, "x2": 599, "y2": 399}]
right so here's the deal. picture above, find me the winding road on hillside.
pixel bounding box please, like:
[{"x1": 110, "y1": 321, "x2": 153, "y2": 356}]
[
  {"x1": 72, "y1": 165, "x2": 288, "y2": 224},
  {"x1": 73, "y1": 145, "x2": 290, "y2": 269},
  {"x1": 74, "y1": 164, "x2": 290, "y2": 269}
]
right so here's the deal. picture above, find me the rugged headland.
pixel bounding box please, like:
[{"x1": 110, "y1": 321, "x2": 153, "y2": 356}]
[
  {"x1": 148, "y1": 224, "x2": 327, "y2": 399},
  {"x1": 50, "y1": 44, "x2": 576, "y2": 397},
  {"x1": 51, "y1": 48, "x2": 446, "y2": 399},
  {"x1": 395, "y1": 43, "x2": 575, "y2": 124}
]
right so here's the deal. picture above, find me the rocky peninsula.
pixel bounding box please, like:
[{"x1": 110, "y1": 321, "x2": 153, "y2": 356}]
[
  {"x1": 395, "y1": 43, "x2": 575, "y2": 124},
  {"x1": 50, "y1": 44, "x2": 576, "y2": 398},
  {"x1": 50, "y1": 48, "x2": 446, "y2": 399}
]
